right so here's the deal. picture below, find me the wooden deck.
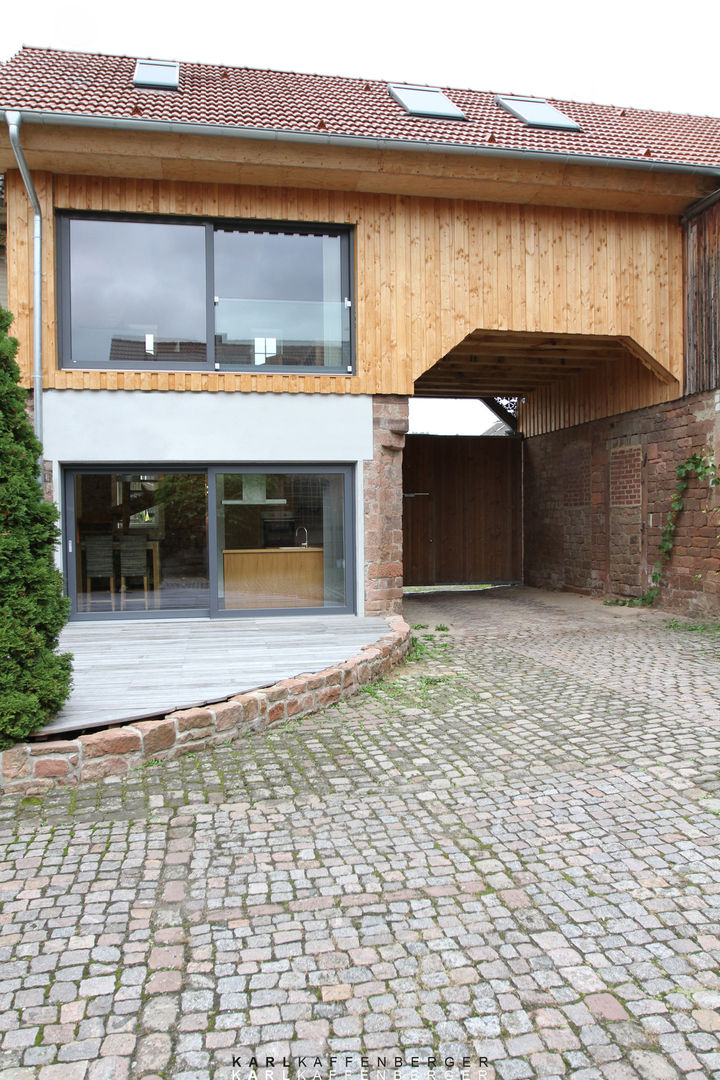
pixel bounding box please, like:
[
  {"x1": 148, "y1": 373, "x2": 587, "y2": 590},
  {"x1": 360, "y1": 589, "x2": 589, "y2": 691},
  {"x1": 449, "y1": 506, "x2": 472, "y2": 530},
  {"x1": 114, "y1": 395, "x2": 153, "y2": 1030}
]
[{"x1": 40, "y1": 615, "x2": 391, "y2": 736}]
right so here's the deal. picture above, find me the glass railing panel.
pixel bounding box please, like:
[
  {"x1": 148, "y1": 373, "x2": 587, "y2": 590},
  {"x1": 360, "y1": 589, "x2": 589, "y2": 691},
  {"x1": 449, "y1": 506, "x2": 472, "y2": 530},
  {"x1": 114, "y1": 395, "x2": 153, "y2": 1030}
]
[{"x1": 214, "y1": 298, "x2": 351, "y2": 370}]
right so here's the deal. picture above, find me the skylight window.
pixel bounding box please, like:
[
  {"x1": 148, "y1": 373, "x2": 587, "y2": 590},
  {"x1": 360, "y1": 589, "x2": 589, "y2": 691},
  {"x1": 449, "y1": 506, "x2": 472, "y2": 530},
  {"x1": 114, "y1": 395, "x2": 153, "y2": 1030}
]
[
  {"x1": 388, "y1": 84, "x2": 466, "y2": 121},
  {"x1": 132, "y1": 59, "x2": 180, "y2": 91},
  {"x1": 495, "y1": 95, "x2": 580, "y2": 131}
]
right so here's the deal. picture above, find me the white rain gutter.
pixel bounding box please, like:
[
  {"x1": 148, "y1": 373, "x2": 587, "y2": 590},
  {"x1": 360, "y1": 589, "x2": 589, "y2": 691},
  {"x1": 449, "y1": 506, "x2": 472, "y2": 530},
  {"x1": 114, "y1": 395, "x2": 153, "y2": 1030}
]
[
  {"x1": 2, "y1": 107, "x2": 720, "y2": 181},
  {"x1": 5, "y1": 110, "x2": 43, "y2": 448}
]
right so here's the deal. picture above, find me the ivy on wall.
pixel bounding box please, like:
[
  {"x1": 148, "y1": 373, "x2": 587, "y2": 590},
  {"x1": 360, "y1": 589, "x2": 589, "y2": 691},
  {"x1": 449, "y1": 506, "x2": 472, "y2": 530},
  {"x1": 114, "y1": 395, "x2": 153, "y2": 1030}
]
[{"x1": 608, "y1": 450, "x2": 720, "y2": 607}]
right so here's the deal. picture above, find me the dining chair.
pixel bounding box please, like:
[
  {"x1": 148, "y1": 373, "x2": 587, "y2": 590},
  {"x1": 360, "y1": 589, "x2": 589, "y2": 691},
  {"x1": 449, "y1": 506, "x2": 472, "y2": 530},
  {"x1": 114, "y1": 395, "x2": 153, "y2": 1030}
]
[
  {"x1": 84, "y1": 534, "x2": 116, "y2": 611},
  {"x1": 119, "y1": 534, "x2": 149, "y2": 610}
]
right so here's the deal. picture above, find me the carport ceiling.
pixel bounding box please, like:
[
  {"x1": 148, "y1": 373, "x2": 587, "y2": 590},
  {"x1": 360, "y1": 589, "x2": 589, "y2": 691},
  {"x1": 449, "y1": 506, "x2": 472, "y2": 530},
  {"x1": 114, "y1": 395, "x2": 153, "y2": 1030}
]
[{"x1": 413, "y1": 329, "x2": 672, "y2": 398}]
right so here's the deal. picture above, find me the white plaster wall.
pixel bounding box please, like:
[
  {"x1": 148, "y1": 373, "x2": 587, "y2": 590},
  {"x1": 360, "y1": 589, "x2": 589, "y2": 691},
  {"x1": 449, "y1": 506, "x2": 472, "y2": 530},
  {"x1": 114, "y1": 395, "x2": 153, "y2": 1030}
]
[{"x1": 43, "y1": 391, "x2": 374, "y2": 614}]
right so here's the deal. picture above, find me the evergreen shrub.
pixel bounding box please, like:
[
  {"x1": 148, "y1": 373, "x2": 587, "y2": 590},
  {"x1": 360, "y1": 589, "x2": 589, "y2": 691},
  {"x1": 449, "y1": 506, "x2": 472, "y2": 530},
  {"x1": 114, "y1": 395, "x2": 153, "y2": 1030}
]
[{"x1": 0, "y1": 307, "x2": 72, "y2": 746}]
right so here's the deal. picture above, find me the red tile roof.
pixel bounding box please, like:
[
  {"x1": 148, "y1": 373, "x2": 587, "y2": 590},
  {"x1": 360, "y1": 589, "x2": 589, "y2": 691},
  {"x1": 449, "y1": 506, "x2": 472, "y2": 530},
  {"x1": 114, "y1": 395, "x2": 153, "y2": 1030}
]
[{"x1": 1, "y1": 46, "x2": 719, "y2": 172}]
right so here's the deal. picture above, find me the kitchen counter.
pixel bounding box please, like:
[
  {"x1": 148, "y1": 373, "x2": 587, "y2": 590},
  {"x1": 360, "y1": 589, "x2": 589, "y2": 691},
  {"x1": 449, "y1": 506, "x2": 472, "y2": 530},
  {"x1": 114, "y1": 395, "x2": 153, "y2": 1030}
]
[{"x1": 222, "y1": 547, "x2": 324, "y2": 608}]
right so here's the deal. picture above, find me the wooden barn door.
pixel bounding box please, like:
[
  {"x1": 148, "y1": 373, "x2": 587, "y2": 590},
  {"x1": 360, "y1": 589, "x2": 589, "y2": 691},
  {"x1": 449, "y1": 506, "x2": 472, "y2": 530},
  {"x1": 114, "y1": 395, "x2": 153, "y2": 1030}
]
[{"x1": 403, "y1": 435, "x2": 522, "y2": 586}]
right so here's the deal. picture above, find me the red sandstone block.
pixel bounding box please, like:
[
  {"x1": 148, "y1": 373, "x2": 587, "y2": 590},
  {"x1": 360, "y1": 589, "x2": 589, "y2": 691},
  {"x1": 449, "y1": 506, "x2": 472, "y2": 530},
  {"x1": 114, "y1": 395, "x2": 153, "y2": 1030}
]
[
  {"x1": 264, "y1": 684, "x2": 289, "y2": 703},
  {"x1": 357, "y1": 663, "x2": 373, "y2": 684},
  {"x1": 320, "y1": 669, "x2": 342, "y2": 687},
  {"x1": 317, "y1": 686, "x2": 341, "y2": 706},
  {"x1": 80, "y1": 756, "x2": 129, "y2": 781},
  {"x1": 3, "y1": 779, "x2": 53, "y2": 795},
  {"x1": 28, "y1": 740, "x2": 79, "y2": 756},
  {"x1": 172, "y1": 708, "x2": 213, "y2": 733},
  {"x1": 212, "y1": 702, "x2": 243, "y2": 733},
  {"x1": 231, "y1": 692, "x2": 261, "y2": 719},
  {"x1": 79, "y1": 729, "x2": 141, "y2": 759},
  {"x1": 132, "y1": 719, "x2": 177, "y2": 755},
  {"x1": 2, "y1": 747, "x2": 31, "y2": 780},
  {"x1": 172, "y1": 737, "x2": 211, "y2": 756},
  {"x1": 175, "y1": 726, "x2": 218, "y2": 747},
  {"x1": 368, "y1": 562, "x2": 403, "y2": 578},
  {"x1": 281, "y1": 677, "x2": 309, "y2": 695},
  {"x1": 267, "y1": 702, "x2": 286, "y2": 724},
  {"x1": 296, "y1": 692, "x2": 315, "y2": 713},
  {"x1": 34, "y1": 758, "x2": 70, "y2": 778},
  {"x1": 300, "y1": 674, "x2": 324, "y2": 691}
]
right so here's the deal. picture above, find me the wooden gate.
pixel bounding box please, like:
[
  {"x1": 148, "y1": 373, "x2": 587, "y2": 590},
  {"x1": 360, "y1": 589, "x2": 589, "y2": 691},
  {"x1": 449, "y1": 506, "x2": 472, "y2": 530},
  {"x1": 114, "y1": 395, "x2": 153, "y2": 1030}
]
[{"x1": 403, "y1": 435, "x2": 522, "y2": 586}]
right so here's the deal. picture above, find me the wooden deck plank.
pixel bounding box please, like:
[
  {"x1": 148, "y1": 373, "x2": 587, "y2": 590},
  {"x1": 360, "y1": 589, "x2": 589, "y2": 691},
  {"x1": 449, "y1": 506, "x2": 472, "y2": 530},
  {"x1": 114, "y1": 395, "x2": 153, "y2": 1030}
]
[{"x1": 40, "y1": 615, "x2": 391, "y2": 736}]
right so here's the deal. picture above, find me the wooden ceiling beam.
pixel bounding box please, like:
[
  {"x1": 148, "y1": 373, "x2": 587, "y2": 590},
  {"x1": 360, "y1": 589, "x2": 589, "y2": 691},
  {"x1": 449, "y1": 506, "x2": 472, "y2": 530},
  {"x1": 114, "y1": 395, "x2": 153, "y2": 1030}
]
[
  {"x1": 414, "y1": 382, "x2": 548, "y2": 395},
  {"x1": 463, "y1": 330, "x2": 625, "y2": 347},
  {"x1": 415, "y1": 386, "x2": 540, "y2": 396},
  {"x1": 445, "y1": 343, "x2": 626, "y2": 360},
  {"x1": 436, "y1": 356, "x2": 613, "y2": 372}
]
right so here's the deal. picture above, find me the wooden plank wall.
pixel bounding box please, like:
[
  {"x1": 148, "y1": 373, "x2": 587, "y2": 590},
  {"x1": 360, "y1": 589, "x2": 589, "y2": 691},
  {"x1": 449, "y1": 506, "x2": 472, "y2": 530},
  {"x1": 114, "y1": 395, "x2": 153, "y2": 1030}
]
[
  {"x1": 518, "y1": 353, "x2": 678, "y2": 437},
  {"x1": 6, "y1": 171, "x2": 684, "y2": 421},
  {"x1": 685, "y1": 201, "x2": 720, "y2": 395},
  {"x1": 403, "y1": 435, "x2": 522, "y2": 585}
]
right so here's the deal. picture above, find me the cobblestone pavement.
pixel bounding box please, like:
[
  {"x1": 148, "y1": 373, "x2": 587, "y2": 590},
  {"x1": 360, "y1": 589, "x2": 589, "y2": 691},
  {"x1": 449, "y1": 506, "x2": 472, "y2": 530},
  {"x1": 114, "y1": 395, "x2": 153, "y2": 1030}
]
[{"x1": 1, "y1": 586, "x2": 720, "y2": 1080}]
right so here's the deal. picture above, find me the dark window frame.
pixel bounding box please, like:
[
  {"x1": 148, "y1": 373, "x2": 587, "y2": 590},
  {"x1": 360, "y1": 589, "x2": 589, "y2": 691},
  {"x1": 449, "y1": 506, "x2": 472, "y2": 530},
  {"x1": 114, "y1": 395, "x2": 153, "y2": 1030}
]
[
  {"x1": 62, "y1": 462, "x2": 356, "y2": 621},
  {"x1": 56, "y1": 211, "x2": 356, "y2": 375}
]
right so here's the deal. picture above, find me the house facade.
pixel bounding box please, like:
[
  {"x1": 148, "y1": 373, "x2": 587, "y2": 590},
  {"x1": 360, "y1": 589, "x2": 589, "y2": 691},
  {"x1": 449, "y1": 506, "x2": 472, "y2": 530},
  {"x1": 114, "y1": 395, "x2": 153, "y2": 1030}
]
[{"x1": 1, "y1": 48, "x2": 719, "y2": 619}]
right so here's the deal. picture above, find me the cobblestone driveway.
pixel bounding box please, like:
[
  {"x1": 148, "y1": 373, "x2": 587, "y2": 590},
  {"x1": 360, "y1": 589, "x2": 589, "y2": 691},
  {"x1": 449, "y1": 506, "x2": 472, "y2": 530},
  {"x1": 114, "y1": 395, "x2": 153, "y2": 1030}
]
[{"x1": 1, "y1": 587, "x2": 720, "y2": 1080}]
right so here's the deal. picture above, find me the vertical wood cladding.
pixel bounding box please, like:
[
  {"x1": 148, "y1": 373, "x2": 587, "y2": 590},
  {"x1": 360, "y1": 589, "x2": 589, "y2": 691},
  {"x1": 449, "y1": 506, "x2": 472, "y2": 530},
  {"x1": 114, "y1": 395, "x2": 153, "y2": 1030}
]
[
  {"x1": 518, "y1": 352, "x2": 679, "y2": 438},
  {"x1": 6, "y1": 171, "x2": 683, "y2": 414},
  {"x1": 685, "y1": 200, "x2": 720, "y2": 394},
  {"x1": 403, "y1": 435, "x2": 522, "y2": 585}
]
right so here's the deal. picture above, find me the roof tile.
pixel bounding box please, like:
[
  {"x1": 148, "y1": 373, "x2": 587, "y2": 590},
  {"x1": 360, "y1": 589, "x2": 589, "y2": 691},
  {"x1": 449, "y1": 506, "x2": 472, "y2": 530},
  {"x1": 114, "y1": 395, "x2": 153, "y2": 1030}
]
[{"x1": 0, "y1": 46, "x2": 719, "y2": 170}]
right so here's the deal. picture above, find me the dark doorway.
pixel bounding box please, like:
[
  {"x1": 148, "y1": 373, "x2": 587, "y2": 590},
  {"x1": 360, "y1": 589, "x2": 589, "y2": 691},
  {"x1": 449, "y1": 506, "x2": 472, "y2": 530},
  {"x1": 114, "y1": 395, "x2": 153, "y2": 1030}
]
[{"x1": 403, "y1": 435, "x2": 522, "y2": 586}]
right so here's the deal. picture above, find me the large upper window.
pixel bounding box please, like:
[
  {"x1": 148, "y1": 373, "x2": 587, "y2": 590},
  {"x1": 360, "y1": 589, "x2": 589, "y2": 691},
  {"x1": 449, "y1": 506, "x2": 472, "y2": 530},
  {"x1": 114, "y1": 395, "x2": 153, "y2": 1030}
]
[{"x1": 57, "y1": 215, "x2": 354, "y2": 373}]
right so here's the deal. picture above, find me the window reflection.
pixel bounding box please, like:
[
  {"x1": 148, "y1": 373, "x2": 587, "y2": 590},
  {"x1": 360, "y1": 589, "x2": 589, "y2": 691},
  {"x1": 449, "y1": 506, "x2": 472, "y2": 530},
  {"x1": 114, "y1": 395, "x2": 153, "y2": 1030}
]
[
  {"x1": 63, "y1": 216, "x2": 353, "y2": 372},
  {"x1": 69, "y1": 220, "x2": 207, "y2": 367},
  {"x1": 73, "y1": 472, "x2": 209, "y2": 612},
  {"x1": 216, "y1": 472, "x2": 346, "y2": 609},
  {"x1": 214, "y1": 230, "x2": 349, "y2": 370}
]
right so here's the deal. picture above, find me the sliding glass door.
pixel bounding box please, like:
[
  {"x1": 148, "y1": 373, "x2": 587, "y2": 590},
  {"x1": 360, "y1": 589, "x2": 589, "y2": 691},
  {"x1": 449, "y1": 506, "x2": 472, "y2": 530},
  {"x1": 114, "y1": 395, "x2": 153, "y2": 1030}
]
[
  {"x1": 215, "y1": 470, "x2": 349, "y2": 611},
  {"x1": 65, "y1": 466, "x2": 354, "y2": 618},
  {"x1": 68, "y1": 471, "x2": 210, "y2": 614}
]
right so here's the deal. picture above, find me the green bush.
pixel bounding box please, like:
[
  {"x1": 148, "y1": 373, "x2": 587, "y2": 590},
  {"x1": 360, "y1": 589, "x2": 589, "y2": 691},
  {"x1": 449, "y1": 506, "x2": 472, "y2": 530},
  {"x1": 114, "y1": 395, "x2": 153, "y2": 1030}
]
[{"x1": 0, "y1": 307, "x2": 72, "y2": 746}]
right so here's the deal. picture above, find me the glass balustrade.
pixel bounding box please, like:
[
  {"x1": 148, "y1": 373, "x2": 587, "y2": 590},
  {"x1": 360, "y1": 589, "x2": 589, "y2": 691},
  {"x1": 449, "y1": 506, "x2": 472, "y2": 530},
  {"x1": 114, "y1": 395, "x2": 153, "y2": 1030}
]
[{"x1": 214, "y1": 298, "x2": 350, "y2": 369}]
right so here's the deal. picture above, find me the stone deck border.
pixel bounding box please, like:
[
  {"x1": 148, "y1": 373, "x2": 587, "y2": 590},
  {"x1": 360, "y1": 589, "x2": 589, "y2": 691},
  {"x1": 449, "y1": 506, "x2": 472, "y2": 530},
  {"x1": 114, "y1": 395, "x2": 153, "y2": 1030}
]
[{"x1": 1, "y1": 616, "x2": 410, "y2": 798}]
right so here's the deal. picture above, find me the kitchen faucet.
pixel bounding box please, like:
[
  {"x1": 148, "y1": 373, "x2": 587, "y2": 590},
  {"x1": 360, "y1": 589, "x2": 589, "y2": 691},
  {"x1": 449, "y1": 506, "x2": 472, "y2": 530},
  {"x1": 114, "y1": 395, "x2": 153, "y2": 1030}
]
[{"x1": 295, "y1": 526, "x2": 308, "y2": 547}]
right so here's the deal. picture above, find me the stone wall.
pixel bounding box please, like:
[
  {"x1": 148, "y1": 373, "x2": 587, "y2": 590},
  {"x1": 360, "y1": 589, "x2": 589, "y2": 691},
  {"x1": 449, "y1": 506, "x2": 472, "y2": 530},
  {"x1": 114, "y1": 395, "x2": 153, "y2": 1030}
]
[
  {"x1": 1, "y1": 616, "x2": 410, "y2": 797},
  {"x1": 364, "y1": 396, "x2": 408, "y2": 616},
  {"x1": 524, "y1": 388, "x2": 720, "y2": 613}
]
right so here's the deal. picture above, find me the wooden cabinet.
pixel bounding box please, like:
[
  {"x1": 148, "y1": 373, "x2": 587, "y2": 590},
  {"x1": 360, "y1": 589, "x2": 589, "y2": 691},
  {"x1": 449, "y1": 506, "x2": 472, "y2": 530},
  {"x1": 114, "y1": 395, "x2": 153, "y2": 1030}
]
[{"x1": 223, "y1": 547, "x2": 324, "y2": 609}]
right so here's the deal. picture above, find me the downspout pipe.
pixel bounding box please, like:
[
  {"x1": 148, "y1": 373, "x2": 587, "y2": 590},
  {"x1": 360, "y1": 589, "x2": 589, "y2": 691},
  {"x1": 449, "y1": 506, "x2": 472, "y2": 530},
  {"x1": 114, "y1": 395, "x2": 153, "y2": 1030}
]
[
  {"x1": 5, "y1": 110, "x2": 43, "y2": 450},
  {"x1": 681, "y1": 186, "x2": 720, "y2": 223}
]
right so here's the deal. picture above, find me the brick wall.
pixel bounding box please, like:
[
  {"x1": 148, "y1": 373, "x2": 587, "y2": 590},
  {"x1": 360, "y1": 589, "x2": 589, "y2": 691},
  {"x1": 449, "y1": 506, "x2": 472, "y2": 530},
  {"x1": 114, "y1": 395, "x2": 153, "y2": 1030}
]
[
  {"x1": 524, "y1": 389, "x2": 720, "y2": 613},
  {"x1": 364, "y1": 396, "x2": 408, "y2": 615}
]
